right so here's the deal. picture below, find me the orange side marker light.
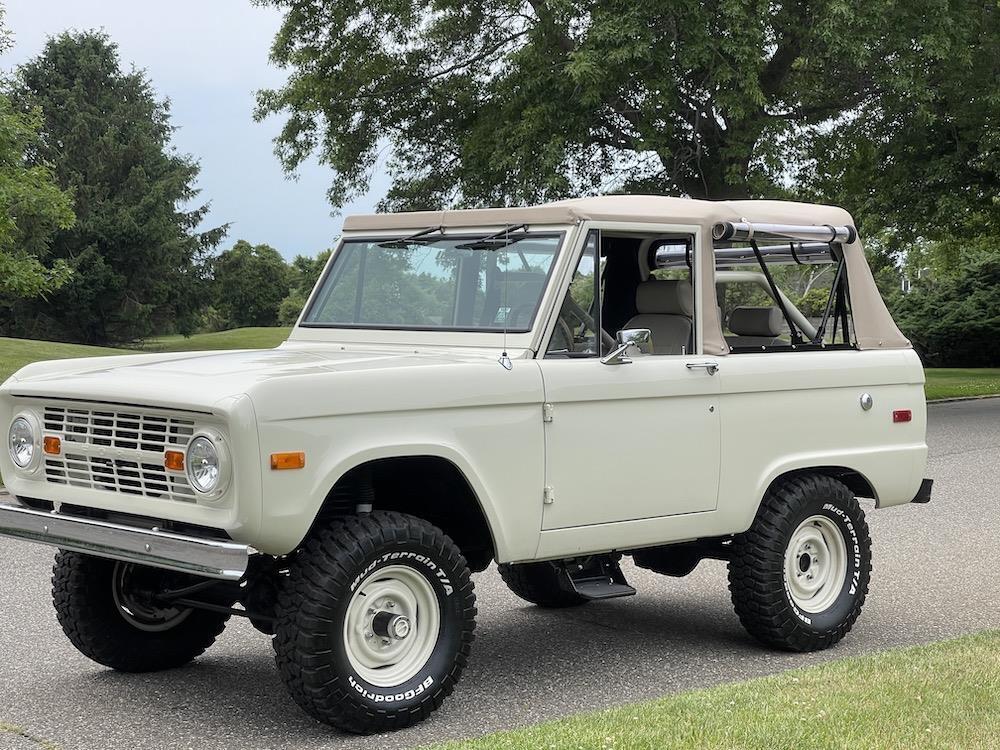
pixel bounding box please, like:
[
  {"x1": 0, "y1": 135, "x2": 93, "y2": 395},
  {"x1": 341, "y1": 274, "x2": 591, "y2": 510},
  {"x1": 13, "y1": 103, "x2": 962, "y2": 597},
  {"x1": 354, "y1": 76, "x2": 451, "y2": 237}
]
[
  {"x1": 43, "y1": 436, "x2": 62, "y2": 455},
  {"x1": 164, "y1": 450, "x2": 185, "y2": 471},
  {"x1": 271, "y1": 452, "x2": 306, "y2": 471}
]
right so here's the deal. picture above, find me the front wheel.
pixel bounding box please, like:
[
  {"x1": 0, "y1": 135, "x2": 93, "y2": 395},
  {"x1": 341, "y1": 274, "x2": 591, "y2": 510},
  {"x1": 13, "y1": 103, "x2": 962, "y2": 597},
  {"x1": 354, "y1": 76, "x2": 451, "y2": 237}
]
[
  {"x1": 273, "y1": 512, "x2": 476, "y2": 734},
  {"x1": 728, "y1": 474, "x2": 871, "y2": 652},
  {"x1": 52, "y1": 552, "x2": 229, "y2": 671}
]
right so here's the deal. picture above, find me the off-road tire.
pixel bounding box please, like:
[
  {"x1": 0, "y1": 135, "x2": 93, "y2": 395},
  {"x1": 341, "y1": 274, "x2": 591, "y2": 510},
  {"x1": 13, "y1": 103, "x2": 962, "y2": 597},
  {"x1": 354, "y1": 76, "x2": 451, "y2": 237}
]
[
  {"x1": 273, "y1": 511, "x2": 476, "y2": 734},
  {"x1": 497, "y1": 561, "x2": 588, "y2": 608},
  {"x1": 728, "y1": 474, "x2": 871, "y2": 652},
  {"x1": 52, "y1": 551, "x2": 229, "y2": 672}
]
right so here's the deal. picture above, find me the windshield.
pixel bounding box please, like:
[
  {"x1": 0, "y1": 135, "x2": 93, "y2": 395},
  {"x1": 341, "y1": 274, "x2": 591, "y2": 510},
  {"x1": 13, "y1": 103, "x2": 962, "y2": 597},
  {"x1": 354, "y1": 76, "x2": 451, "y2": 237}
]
[{"x1": 301, "y1": 233, "x2": 562, "y2": 332}]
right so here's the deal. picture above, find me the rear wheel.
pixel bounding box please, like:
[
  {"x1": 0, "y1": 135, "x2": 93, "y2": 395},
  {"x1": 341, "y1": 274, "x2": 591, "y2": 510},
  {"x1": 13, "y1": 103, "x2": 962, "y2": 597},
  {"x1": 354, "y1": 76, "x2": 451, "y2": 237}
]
[
  {"x1": 728, "y1": 474, "x2": 871, "y2": 652},
  {"x1": 273, "y1": 511, "x2": 476, "y2": 734},
  {"x1": 497, "y1": 561, "x2": 589, "y2": 608},
  {"x1": 52, "y1": 552, "x2": 229, "y2": 671}
]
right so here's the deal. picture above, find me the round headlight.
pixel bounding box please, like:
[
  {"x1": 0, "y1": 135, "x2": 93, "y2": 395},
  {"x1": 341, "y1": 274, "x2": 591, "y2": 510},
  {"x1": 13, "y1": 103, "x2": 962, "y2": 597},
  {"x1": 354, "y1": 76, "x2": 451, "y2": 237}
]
[
  {"x1": 9, "y1": 416, "x2": 36, "y2": 469},
  {"x1": 186, "y1": 436, "x2": 223, "y2": 494}
]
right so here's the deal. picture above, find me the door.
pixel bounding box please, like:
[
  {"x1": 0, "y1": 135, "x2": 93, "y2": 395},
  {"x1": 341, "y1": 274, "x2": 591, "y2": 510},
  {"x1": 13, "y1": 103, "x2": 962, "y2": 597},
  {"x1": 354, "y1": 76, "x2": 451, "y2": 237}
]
[
  {"x1": 537, "y1": 228, "x2": 721, "y2": 530},
  {"x1": 539, "y1": 356, "x2": 721, "y2": 529}
]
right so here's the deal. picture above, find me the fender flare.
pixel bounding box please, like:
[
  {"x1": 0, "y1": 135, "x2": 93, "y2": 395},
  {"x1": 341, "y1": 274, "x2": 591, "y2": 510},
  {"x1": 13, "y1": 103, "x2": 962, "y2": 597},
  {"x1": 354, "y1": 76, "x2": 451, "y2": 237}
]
[{"x1": 302, "y1": 442, "x2": 507, "y2": 559}]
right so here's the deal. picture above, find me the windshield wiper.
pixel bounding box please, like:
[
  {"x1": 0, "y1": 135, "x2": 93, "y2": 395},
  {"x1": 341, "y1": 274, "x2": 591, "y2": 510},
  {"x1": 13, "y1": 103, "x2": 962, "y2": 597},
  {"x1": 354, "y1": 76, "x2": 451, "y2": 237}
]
[
  {"x1": 377, "y1": 226, "x2": 444, "y2": 249},
  {"x1": 454, "y1": 224, "x2": 529, "y2": 251}
]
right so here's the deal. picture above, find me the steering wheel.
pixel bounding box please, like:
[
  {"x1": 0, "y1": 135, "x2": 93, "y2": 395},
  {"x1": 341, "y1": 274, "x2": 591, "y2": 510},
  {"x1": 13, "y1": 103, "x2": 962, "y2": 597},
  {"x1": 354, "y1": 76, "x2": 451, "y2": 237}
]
[
  {"x1": 547, "y1": 317, "x2": 576, "y2": 353},
  {"x1": 562, "y1": 296, "x2": 616, "y2": 352}
]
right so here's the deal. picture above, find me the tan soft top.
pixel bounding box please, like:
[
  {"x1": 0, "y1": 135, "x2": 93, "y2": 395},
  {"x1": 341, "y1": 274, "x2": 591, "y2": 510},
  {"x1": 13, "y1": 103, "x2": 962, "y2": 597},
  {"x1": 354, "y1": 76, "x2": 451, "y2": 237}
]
[{"x1": 343, "y1": 195, "x2": 909, "y2": 354}]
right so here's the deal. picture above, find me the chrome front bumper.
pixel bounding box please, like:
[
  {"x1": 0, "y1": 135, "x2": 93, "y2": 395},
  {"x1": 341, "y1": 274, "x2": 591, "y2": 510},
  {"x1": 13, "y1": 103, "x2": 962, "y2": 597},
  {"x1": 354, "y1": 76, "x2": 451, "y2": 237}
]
[{"x1": 0, "y1": 493, "x2": 250, "y2": 580}]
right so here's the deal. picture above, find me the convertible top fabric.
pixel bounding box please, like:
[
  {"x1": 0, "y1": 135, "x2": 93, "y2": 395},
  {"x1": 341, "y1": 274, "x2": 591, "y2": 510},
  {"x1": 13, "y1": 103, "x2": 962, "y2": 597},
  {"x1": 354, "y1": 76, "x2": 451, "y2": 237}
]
[{"x1": 342, "y1": 195, "x2": 910, "y2": 354}]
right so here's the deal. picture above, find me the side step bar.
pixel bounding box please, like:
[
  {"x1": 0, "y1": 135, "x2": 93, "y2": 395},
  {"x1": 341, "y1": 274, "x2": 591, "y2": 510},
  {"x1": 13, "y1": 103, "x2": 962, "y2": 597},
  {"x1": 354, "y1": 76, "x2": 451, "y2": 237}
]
[
  {"x1": 0, "y1": 495, "x2": 251, "y2": 580},
  {"x1": 558, "y1": 555, "x2": 636, "y2": 600}
]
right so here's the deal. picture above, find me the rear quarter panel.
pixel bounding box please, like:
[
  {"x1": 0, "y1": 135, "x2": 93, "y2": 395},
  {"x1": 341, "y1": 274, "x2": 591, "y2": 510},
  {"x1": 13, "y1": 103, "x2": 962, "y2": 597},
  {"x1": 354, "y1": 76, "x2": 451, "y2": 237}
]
[{"x1": 717, "y1": 348, "x2": 927, "y2": 532}]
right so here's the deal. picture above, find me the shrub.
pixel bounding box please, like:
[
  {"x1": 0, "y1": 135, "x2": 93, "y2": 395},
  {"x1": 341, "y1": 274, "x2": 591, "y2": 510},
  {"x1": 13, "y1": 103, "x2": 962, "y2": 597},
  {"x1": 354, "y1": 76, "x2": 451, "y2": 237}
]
[{"x1": 893, "y1": 253, "x2": 1000, "y2": 367}]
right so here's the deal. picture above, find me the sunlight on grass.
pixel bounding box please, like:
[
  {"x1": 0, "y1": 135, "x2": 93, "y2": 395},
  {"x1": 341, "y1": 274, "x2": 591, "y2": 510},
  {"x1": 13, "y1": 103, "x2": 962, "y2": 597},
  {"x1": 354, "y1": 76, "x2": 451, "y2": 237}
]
[
  {"x1": 923, "y1": 369, "x2": 1000, "y2": 401},
  {"x1": 426, "y1": 630, "x2": 1000, "y2": 750}
]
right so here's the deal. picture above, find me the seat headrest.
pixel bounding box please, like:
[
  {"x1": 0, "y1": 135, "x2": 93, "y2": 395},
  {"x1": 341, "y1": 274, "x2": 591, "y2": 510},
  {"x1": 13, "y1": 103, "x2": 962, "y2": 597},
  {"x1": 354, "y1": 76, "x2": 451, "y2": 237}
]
[
  {"x1": 728, "y1": 307, "x2": 783, "y2": 337},
  {"x1": 635, "y1": 280, "x2": 693, "y2": 317}
]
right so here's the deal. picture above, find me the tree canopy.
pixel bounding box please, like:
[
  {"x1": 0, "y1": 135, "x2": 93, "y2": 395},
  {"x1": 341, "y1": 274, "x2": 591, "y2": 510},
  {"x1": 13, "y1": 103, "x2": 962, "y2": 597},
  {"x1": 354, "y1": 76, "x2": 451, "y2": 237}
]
[
  {"x1": 801, "y1": 1, "x2": 999, "y2": 260},
  {"x1": 255, "y1": 0, "x2": 993, "y2": 213},
  {"x1": 212, "y1": 240, "x2": 291, "y2": 328},
  {"x1": 278, "y1": 249, "x2": 331, "y2": 325},
  {"x1": 8, "y1": 31, "x2": 225, "y2": 344},
  {"x1": 0, "y1": 9, "x2": 74, "y2": 309},
  {"x1": 893, "y1": 251, "x2": 1000, "y2": 367}
]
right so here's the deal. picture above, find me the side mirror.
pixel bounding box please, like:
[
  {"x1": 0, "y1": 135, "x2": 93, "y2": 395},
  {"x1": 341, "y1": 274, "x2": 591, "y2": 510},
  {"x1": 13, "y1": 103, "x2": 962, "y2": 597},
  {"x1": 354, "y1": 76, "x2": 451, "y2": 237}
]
[{"x1": 600, "y1": 328, "x2": 653, "y2": 365}]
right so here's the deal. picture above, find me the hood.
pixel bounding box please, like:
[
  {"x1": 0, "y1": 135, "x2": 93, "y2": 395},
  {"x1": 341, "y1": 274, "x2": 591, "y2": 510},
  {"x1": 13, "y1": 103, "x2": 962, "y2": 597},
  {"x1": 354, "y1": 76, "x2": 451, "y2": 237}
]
[{"x1": 2, "y1": 344, "x2": 507, "y2": 413}]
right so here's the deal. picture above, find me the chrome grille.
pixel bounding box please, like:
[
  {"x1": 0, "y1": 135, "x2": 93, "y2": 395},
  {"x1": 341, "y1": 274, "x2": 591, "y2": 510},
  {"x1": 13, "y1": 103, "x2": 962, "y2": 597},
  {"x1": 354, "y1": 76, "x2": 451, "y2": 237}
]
[{"x1": 42, "y1": 405, "x2": 198, "y2": 502}]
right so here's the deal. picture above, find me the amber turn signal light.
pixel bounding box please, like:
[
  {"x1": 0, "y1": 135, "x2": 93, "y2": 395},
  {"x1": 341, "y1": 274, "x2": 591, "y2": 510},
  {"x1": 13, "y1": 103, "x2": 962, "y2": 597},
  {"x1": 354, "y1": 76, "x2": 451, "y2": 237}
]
[
  {"x1": 271, "y1": 451, "x2": 306, "y2": 470},
  {"x1": 43, "y1": 436, "x2": 61, "y2": 455},
  {"x1": 164, "y1": 450, "x2": 185, "y2": 471}
]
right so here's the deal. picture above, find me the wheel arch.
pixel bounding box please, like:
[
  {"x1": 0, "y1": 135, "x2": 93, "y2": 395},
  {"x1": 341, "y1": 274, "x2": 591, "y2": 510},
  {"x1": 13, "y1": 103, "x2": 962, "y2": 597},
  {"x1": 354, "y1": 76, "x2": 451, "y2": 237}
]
[
  {"x1": 736, "y1": 462, "x2": 879, "y2": 534},
  {"x1": 306, "y1": 451, "x2": 500, "y2": 572},
  {"x1": 765, "y1": 465, "x2": 878, "y2": 505}
]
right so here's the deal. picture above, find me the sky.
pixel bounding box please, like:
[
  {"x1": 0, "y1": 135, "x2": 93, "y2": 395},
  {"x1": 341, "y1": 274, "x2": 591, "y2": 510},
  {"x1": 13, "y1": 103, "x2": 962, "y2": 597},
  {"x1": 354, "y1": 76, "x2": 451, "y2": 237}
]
[{"x1": 1, "y1": 0, "x2": 389, "y2": 259}]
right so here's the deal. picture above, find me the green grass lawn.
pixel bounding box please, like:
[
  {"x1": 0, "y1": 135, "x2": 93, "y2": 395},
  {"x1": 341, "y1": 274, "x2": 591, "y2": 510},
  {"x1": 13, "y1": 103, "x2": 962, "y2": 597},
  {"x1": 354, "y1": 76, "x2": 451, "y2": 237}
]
[
  {"x1": 0, "y1": 328, "x2": 291, "y2": 383},
  {"x1": 0, "y1": 337, "x2": 131, "y2": 384},
  {"x1": 427, "y1": 630, "x2": 999, "y2": 750},
  {"x1": 922, "y1": 368, "x2": 1000, "y2": 401},
  {"x1": 143, "y1": 326, "x2": 291, "y2": 352}
]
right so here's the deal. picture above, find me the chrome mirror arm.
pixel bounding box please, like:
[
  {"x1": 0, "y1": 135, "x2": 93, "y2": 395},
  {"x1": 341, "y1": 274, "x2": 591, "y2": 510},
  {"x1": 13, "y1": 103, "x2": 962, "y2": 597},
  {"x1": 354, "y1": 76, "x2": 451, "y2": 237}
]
[
  {"x1": 601, "y1": 328, "x2": 652, "y2": 365},
  {"x1": 600, "y1": 342, "x2": 633, "y2": 366}
]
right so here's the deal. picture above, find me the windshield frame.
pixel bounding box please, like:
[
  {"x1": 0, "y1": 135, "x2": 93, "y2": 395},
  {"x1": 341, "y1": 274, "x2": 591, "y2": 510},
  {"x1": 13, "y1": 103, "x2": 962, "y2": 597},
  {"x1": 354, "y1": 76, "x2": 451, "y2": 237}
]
[{"x1": 298, "y1": 230, "x2": 567, "y2": 335}]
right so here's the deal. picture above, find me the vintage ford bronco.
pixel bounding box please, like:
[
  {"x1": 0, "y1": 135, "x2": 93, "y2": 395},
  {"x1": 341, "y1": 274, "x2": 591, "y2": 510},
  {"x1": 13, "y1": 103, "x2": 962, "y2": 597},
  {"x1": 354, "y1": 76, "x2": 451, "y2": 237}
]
[{"x1": 0, "y1": 196, "x2": 930, "y2": 734}]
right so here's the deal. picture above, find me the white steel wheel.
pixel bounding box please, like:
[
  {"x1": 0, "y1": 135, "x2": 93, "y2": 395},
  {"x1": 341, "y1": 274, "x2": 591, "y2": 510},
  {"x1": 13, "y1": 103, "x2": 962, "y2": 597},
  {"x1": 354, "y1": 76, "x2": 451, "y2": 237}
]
[
  {"x1": 343, "y1": 564, "x2": 441, "y2": 688},
  {"x1": 783, "y1": 514, "x2": 848, "y2": 613}
]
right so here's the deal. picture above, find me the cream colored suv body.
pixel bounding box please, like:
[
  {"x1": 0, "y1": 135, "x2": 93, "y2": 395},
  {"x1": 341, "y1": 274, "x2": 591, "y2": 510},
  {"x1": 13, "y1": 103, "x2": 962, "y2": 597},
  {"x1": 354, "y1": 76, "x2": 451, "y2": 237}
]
[{"x1": 0, "y1": 196, "x2": 930, "y2": 734}]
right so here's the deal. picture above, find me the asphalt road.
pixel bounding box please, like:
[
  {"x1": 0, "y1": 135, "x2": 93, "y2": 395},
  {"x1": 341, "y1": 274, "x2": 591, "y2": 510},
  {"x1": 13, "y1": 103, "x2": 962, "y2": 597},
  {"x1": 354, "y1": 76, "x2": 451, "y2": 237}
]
[{"x1": 2, "y1": 399, "x2": 998, "y2": 750}]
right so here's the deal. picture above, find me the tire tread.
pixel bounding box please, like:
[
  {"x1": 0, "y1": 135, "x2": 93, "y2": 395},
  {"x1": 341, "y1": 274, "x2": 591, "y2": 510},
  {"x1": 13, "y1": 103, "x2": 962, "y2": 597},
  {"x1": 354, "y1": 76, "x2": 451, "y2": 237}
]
[
  {"x1": 274, "y1": 511, "x2": 476, "y2": 734},
  {"x1": 727, "y1": 474, "x2": 872, "y2": 652}
]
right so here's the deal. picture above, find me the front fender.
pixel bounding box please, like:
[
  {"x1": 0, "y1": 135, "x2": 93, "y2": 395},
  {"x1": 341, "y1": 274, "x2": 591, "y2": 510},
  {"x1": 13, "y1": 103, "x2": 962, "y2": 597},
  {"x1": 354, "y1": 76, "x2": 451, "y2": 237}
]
[{"x1": 251, "y1": 405, "x2": 545, "y2": 560}]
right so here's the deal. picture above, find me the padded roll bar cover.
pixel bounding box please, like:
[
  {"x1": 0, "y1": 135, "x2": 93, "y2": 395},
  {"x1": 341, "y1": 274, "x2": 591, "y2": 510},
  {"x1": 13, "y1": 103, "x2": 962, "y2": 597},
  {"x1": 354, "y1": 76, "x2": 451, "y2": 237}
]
[
  {"x1": 712, "y1": 221, "x2": 856, "y2": 244},
  {"x1": 713, "y1": 221, "x2": 737, "y2": 241}
]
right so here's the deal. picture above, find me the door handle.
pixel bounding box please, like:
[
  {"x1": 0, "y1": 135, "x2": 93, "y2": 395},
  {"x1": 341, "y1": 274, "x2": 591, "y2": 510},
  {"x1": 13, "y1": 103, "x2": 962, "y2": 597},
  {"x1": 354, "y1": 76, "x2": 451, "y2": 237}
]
[{"x1": 686, "y1": 361, "x2": 719, "y2": 375}]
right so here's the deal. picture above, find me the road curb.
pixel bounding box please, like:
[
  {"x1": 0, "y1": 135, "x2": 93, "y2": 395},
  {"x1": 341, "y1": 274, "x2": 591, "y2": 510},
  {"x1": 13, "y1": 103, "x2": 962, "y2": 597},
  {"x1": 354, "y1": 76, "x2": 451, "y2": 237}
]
[{"x1": 928, "y1": 394, "x2": 1000, "y2": 405}]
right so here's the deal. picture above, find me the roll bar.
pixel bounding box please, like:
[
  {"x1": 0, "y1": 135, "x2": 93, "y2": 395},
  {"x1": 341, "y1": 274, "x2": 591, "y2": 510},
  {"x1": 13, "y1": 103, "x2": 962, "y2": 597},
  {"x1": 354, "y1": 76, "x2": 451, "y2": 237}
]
[
  {"x1": 713, "y1": 221, "x2": 857, "y2": 244},
  {"x1": 656, "y1": 241, "x2": 836, "y2": 270}
]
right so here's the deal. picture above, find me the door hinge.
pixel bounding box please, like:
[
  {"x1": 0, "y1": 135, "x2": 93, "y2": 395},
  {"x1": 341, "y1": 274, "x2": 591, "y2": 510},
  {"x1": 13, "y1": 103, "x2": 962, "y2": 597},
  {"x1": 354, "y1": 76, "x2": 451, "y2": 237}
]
[
  {"x1": 543, "y1": 486, "x2": 555, "y2": 505},
  {"x1": 542, "y1": 402, "x2": 554, "y2": 423}
]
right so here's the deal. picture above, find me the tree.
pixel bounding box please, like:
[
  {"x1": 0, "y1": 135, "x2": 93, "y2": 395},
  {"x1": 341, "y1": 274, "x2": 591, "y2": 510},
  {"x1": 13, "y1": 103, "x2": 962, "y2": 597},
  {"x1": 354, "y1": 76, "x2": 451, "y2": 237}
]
[
  {"x1": 800, "y1": 2, "x2": 999, "y2": 262},
  {"x1": 893, "y1": 252, "x2": 1000, "y2": 368},
  {"x1": 8, "y1": 31, "x2": 225, "y2": 344},
  {"x1": 278, "y1": 249, "x2": 331, "y2": 325},
  {"x1": 255, "y1": 0, "x2": 985, "y2": 210},
  {"x1": 0, "y1": 9, "x2": 74, "y2": 313},
  {"x1": 212, "y1": 240, "x2": 290, "y2": 328}
]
